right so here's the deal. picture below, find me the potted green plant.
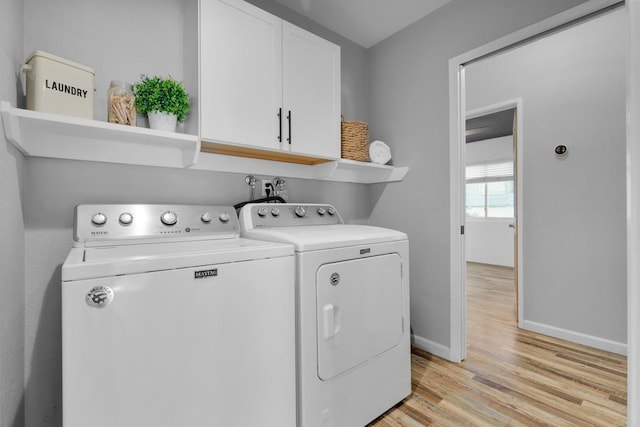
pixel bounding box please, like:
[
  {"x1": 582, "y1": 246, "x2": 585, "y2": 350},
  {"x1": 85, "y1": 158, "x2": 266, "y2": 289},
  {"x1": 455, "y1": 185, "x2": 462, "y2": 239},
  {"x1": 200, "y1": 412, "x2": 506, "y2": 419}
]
[{"x1": 133, "y1": 74, "x2": 190, "y2": 132}]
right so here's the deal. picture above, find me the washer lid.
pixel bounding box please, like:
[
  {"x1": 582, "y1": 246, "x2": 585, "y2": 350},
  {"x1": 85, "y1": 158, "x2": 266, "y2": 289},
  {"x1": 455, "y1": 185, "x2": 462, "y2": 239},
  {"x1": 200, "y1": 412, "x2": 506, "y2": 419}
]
[
  {"x1": 62, "y1": 238, "x2": 294, "y2": 281},
  {"x1": 242, "y1": 224, "x2": 407, "y2": 252}
]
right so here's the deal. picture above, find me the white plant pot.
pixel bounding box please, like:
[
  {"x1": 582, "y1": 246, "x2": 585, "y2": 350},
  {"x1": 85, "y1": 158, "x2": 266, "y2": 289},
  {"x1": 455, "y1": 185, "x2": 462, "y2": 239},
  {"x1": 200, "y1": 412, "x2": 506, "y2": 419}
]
[{"x1": 147, "y1": 111, "x2": 177, "y2": 132}]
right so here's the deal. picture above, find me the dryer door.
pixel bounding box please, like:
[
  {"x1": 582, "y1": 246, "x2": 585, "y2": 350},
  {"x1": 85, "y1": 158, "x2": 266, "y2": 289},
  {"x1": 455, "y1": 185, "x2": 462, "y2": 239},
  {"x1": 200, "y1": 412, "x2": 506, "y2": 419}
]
[{"x1": 316, "y1": 253, "x2": 403, "y2": 380}]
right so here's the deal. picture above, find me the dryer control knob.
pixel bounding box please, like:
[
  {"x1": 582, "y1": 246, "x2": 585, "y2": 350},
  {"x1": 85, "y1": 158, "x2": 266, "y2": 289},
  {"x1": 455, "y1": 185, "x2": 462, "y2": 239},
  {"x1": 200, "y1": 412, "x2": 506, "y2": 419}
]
[
  {"x1": 294, "y1": 206, "x2": 307, "y2": 218},
  {"x1": 271, "y1": 208, "x2": 280, "y2": 217},
  {"x1": 91, "y1": 213, "x2": 107, "y2": 226},
  {"x1": 257, "y1": 207, "x2": 268, "y2": 217},
  {"x1": 317, "y1": 208, "x2": 326, "y2": 216},
  {"x1": 201, "y1": 212, "x2": 212, "y2": 223},
  {"x1": 327, "y1": 207, "x2": 337, "y2": 216},
  {"x1": 118, "y1": 212, "x2": 133, "y2": 225},
  {"x1": 160, "y1": 211, "x2": 178, "y2": 226},
  {"x1": 218, "y1": 212, "x2": 230, "y2": 223}
]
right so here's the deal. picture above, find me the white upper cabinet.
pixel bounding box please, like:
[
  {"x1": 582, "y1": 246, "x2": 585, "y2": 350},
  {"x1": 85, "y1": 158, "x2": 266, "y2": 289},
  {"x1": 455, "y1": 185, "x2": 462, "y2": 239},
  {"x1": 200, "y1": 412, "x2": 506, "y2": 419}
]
[
  {"x1": 282, "y1": 22, "x2": 341, "y2": 159},
  {"x1": 199, "y1": 0, "x2": 283, "y2": 151},
  {"x1": 189, "y1": 0, "x2": 341, "y2": 161}
]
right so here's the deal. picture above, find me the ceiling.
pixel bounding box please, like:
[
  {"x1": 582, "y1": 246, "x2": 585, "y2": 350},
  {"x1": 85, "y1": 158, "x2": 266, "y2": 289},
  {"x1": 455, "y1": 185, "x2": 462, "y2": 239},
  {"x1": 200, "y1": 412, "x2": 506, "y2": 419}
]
[
  {"x1": 466, "y1": 109, "x2": 515, "y2": 143},
  {"x1": 271, "y1": 0, "x2": 452, "y2": 48}
]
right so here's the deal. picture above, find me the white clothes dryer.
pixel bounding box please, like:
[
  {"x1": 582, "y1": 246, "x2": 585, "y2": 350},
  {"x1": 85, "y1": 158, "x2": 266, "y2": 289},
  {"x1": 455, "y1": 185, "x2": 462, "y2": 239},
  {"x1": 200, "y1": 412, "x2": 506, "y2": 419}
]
[
  {"x1": 62, "y1": 204, "x2": 296, "y2": 427},
  {"x1": 239, "y1": 203, "x2": 411, "y2": 427}
]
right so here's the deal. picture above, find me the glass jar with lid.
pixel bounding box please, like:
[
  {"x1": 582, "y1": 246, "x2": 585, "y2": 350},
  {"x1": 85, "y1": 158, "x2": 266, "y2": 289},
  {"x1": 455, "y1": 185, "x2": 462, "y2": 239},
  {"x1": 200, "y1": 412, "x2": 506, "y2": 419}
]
[{"x1": 108, "y1": 80, "x2": 136, "y2": 126}]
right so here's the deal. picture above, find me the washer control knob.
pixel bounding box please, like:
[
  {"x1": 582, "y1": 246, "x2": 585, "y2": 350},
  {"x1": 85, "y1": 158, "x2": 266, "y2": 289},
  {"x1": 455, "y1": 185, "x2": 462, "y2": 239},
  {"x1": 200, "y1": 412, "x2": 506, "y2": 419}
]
[
  {"x1": 294, "y1": 206, "x2": 307, "y2": 218},
  {"x1": 317, "y1": 208, "x2": 326, "y2": 216},
  {"x1": 91, "y1": 213, "x2": 107, "y2": 226},
  {"x1": 271, "y1": 208, "x2": 280, "y2": 217},
  {"x1": 327, "y1": 207, "x2": 337, "y2": 216},
  {"x1": 160, "y1": 211, "x2": 178, "y2": 226},
  {"x1": 218, "y1": 212, "x2": 230, "y2": 223},
  {"x1": 201, "y1": 212, "x2": 212, "y2": 223},
  {"x1": 257, "y1": 207, "x2": 268, "y2": 217},
  {"x1": 118, "y1": 212, "x2": 133, "y2": 225}
]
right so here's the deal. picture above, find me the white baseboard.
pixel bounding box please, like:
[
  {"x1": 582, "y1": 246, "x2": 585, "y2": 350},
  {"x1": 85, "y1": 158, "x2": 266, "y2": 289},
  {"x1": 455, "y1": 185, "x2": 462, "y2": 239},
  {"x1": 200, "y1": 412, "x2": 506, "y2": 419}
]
[
  {"x1": 521, "y1": 320, "x2": 627, "y2": 356},
  {"x1": 412, "y1": 334, "x2": 454, "y2": 361}
]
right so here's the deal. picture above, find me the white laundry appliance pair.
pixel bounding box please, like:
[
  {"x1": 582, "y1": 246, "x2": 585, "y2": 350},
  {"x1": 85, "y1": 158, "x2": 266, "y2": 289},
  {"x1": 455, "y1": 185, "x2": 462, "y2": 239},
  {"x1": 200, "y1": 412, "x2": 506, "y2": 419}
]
[
  {"x1": 62, "y1": 204, "x2": 296, "y2": 427},
  {"x1": 239, "y1": 203, "x2": 411, "y2": 427},
  {"x1": 62, "y1": 202, "x2": 410, "y2": 427}
]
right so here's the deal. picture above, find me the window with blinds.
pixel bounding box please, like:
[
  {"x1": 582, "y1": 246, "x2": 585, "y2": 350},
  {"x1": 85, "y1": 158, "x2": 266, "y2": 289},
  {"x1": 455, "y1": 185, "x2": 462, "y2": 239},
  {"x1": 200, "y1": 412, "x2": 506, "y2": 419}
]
[
  {"x1": 466, "y1": 160, "x2": 514, "y2": 218},
  {"x1": 466, "y1": 161, "x2": 513, "y2": 183}
]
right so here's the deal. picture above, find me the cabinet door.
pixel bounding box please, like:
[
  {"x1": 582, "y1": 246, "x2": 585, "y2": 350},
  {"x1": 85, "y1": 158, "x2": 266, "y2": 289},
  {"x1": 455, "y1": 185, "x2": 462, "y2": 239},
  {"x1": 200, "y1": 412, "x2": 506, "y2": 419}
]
[
  {"x1": 200, "y1": 0, "x2": 282, "y2": 150},
  {"x1": 282, "y1": 22, "x2": 341, "y2": 159}
]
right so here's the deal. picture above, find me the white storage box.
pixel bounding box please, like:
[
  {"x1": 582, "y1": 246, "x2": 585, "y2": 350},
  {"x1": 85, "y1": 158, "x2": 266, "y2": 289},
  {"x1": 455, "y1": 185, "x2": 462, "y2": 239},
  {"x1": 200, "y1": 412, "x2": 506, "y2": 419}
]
[{"x1": 21, "y1": 50, "x2": 95, "y2": 119}]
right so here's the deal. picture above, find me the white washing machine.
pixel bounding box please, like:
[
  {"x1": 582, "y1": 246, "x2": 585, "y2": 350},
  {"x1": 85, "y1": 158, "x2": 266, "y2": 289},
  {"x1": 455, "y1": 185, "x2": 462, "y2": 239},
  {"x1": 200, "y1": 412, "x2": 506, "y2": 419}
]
[
  {"x1": 239, "y1": 203, "x2": 411, "y2": 427},
  {"x1": 62, "y1": 204, "x2": 296, "y2": 427}
]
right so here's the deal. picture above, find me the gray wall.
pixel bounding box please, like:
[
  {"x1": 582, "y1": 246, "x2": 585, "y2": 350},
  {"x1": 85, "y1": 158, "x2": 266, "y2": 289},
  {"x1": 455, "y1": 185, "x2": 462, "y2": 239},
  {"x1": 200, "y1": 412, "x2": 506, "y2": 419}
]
[
  {"x1": 0, "y1": 0, "x2": 26, "y2": 425},
  {"x1": 367, "y1": 0, "x2": 589, "y2": 352},
  {"x1": 466, "y1": 8, "x2": 627, "y2": 346},
  {"x1": 19, "y1": 0, "x2": 370, "y2": 425}
]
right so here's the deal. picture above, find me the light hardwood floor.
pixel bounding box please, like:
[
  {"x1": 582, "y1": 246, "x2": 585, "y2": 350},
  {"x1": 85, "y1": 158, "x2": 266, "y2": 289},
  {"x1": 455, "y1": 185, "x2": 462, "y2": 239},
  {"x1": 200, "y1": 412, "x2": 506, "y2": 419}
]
[{"x1": 369, "y1": 262, "x2": 627, "y2": 426}]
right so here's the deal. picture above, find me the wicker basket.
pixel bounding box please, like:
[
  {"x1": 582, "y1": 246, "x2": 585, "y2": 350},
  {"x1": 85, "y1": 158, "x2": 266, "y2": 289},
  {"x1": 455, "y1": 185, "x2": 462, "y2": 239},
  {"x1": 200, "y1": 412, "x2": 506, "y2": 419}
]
[{"x1": 341, "y1": 118, "x2": 369, "y2": 162}]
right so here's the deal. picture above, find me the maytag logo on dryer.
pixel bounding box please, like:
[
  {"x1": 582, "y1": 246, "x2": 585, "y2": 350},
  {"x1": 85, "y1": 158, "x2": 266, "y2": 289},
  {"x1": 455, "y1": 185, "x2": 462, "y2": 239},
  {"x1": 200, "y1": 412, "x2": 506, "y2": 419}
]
[
  {"x1": 91, "y1": 231, "x2": 109, "y2": 236},
  {"x1": 194, "y1": 268, "x2": 218, "y2": 279}
]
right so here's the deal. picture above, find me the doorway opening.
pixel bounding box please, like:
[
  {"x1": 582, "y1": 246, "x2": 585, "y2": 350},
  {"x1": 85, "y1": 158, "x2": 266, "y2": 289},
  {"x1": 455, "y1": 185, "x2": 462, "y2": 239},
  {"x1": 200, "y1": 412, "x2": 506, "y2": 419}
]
[
  {"x1": 449, "y1": 0, "x2": 628, "y2": 366},
  {"x1": 448, "y1": 1, "x2": 636, "y2": 423},
  {"x1": 465, "y1": 107, "x2": 519, "y2": 324}
]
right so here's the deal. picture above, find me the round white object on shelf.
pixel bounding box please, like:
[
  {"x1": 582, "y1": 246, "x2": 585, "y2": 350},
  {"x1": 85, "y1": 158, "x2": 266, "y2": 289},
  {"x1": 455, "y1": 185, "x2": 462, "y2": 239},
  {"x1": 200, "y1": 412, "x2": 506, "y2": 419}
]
[{"x1": 369, "y1": 140, "x2": 392, "y2": 165}]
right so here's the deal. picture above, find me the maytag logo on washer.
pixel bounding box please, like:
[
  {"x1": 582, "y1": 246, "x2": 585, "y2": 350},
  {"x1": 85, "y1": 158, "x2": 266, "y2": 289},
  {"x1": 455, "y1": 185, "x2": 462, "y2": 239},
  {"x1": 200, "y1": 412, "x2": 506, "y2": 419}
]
[
  {"x1": 86, "y1": 286, "x2": 114, "y2": 308},
  {"x1": 194, "y1": 268, "x2": 218, "y2": 279}
]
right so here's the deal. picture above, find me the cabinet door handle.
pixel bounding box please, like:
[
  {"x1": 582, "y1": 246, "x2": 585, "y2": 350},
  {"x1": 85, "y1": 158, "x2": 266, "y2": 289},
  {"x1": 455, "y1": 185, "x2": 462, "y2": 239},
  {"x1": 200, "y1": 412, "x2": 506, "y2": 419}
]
[
  {"x1": 277, "y1": 108, "x2": 282, "y2": 142},
  {"x1": 287, "y1": 110, "x2": 292, "y2": 144}
]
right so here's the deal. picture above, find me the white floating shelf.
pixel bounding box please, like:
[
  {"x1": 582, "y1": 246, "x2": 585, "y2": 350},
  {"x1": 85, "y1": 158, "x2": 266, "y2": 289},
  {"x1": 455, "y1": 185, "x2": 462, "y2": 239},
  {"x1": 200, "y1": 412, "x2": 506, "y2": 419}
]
[
  {"x1": 191, "y1": 151, "x2": 337, "y2": 179},
  {"x1": 0, "y1": 101, "x2": 200, "y2": 168},
  {"x1": 192, "y1": 153, "x2": 409, "y2": 184},
  {"x1": 0, "y1": 101, "x2": 408, "y2": 183},
  {"x1": 331, "y1": 159, "x2": 409, "y2": 184}
]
